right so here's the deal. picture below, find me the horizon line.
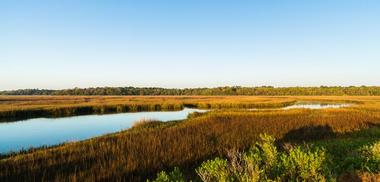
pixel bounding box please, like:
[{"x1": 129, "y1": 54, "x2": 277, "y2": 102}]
[{"x1": 2, "y1": 85, "x2": 380, "y2": 92}]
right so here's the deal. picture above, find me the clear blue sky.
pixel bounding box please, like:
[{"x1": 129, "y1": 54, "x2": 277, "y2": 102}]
[{"x1": 1, "y1": 0, "x2": 380, "y2": 90}]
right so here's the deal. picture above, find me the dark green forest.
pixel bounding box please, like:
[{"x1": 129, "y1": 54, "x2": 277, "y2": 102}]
[{"x1": 1, "y1": 86, "x2": 380, "y2": 96}]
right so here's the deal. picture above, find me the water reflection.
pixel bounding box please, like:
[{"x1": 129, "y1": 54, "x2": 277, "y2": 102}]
[
  {"x1": 0, "y1": 108, "x2": 206, "y2": 154},
  {"x1": 283, "y1": 103, "x2": 351, "y2": 110}
]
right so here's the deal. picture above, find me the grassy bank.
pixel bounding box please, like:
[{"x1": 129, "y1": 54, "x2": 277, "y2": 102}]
[
  {"x1": 151, "y1": 129, "x2": 380, "y2": 182},
  {"x1": 1, "y1": 97, "x2": 380, "y2": 181},
  {"x1": 0, "y1": 96, "x2": 299, "y2": 122},
  {"x1": 0, "y1": 95, "x2": 375, "y2": 122}
]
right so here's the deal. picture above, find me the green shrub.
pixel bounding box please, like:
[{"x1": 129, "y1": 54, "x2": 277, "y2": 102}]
[
  {"x1": 196, "y1": 158, "x2": 230, "y2": 182},
  {"x1": 196, "y1": 134, "x2": 332, "y2": 182},
  {"x1": 279, "y1": 147, "x2": 330, "y2": 181},
  {"x1": 336, "y1": 141, "x2": 380, "y2": 174},
  {"x1": 359, "y1": 141, "x2": 380, "y2": 172},
  {"x1": 241, "y1": 134, "x2": 279, "y2": 181},
  {"x1": 150, "y1": 167, "x2": 185, "y2": 182}
]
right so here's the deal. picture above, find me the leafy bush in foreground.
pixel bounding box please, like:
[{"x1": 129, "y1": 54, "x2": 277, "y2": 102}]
[
  {"x1": 197, "y1": 158, "x2": 231, "y2": 182},
  {"x1": 152, "y1": 134, "x2": 333, "y2": 182},
  {"x1": 279, "y1": 147, "x2": 329, "y2": 181},
  {"x1": 334, "y1": 140, "x2": 380, "y2": 175},
  {"x1": 149, "y1": 167, "x2": 185, "y2": 182},
  {"x1": 359, "y1": 142, "x2": 380, "y2": 172},
  {"x1": 197, "y1": 134, "x2": 332, "y2": 182}
]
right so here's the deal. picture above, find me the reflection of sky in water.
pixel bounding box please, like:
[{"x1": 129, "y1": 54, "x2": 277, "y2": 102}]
[
  {"x1": 0, "y1": 108, "x2": 206, "y2": 154},
  {"x1": 283, "y1": 103, "x2": 351, "y2": 110},
  {"x1": 248, "y1": 103, "x2": 351, "y2": 111}
]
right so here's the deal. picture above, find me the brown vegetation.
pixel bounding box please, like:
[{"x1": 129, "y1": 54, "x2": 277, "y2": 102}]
[
  {"x1": 0, "y1": 95, "x2": 376, "y2": 122},
  {"x1": 0, "y1": 96, "x2": 298, "y2": 122},
  {"x1": 1, "y1": 96, "x2": 380, "y2": 181},
  {"x1": 338, "y1": 172, "x2": 380, "y2": 182},
  {"x1": 0, "y1": 96, "x2": 380, "y2": 181}
]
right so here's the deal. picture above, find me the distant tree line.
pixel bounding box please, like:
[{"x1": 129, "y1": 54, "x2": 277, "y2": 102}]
[{"x1": 1, "y1": 86, "x2": 380, "y2": 96}]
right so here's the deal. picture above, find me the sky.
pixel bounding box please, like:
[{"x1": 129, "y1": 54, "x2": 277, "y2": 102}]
[{"x1": 1, "y1": 0, "x2": 380, "y2": 90}]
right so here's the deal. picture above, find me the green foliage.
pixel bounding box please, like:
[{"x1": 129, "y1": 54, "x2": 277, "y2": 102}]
[
  {"x1": 241, "y1": 134, "x2": 279, "y2": 181},
  {"x1": 196, "y1": 158, "x2": 230, "y2": 182},
  {"x1": 196, "y1": 134, "x2": 332, "y2": 182},
  {"x1": 279, "y1": 147, "x2": 330, "y2": 181},
  {"x1": 150, "y1": 167, "x2": 185, "y2": 182},
  {"x1": 358, "y1": 142, "x2": 380, "y2": 172},
  {"x1": 2, "y1": 86, "x2": 380, "y2": 96},
  {"x1": 252, "y1": 134, "x2": 279, "y2": 171},
  {"x1": 300, "y1": 127, "x2": 380, "y2": 178},
  {"x1": 195, "y1": 135, "x2": 280, "y2": 182},
  {"x1": 322, "y1": 139, "x2": 380, "y2": 174}
]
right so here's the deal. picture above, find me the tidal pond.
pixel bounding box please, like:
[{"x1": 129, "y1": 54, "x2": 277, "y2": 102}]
[{"x1": 0, "y1": 108, "x2": 206, "y2": 154}]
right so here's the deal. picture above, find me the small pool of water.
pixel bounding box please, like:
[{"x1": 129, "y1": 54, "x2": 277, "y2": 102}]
[
  {"x1": 0, "y1": 108, "x2": 206, "y2": 154},
  {"x1": 283, "y1": 103, "x2": 351, "y2": 110},
  {"x1": 249, "y1": 102, "x2": 351, "y2": 111}
]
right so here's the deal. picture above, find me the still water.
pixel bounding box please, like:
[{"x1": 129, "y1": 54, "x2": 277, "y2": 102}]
[
  {"x1": 0, "y1": 108, "x2": 206, "y2": 154},
  {"x1": 248, "y1": 102, "x2": 351, "y2": 111},
  {"x1": 283, "y1": 103, "x2": 351, "y2": 110},
  {"x1": 0, "y1": 103, "x2": 350, "y2": 154}
]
